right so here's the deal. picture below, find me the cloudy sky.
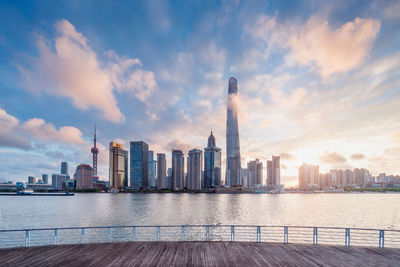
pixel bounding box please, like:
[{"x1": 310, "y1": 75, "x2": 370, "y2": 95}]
[{"x1": 0, "y1": 0, "x2": 399, "y2": 185}]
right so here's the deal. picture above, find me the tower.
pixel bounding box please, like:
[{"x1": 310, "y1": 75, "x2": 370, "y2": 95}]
[
  {"x1": 204, "y1": 131, "x2": 221, "y2": 188},
  {"x1": 226, "y1": 77, "x2": 241, "y2": 187},
  {"x1": 91, "y1": 124, "x2": 99, "y2": 176}
]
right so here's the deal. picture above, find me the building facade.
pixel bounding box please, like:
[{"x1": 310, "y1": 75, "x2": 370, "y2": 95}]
[
  {"x1": 61, "y1": 162, "x2": 68, "y2": 176},
  {"x1": 28, "y1": 176, "x2": 36, "y2": 184},
  {"x1": 51, "y1": 174, "x2": 67, "y2": 190},
  {"x1": 157, "y1": 153, "x2": 167, "y2": 189},
  {"x1": 109, "y1": 141, "x2": 128, "y2": 189},
  {"x1": 204, "y1": 131, "x2": 222, "y2": 189},
  {"x1": 247, "y1": 159, "x2": 263, "y2": 187},
  {"x1": 226, "y1": 77, "x2": 241, "y2": 187},
  {"x1": 298, "y1": 163, "x2": 319, "y2": 190},
  {"x1": 75, "y1": 164, "x2": 93, "y2": 189},
  {"x1": 42, "y1": 174, "x2": 48, "y2": 184},
  {"x1": 187, "y1": 149, "x2": 202, "y2": 190},
  {"x1": 148, "y1": 151, "x2": 156, "y2": 188},
  {"x1": 172, "y1": 149, "x2": 184, "y2": 190},
  {"x1": 130, "y1": 141, "x2": 149, "y2": 189}
]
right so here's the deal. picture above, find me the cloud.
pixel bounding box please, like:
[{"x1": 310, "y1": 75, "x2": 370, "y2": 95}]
[
  {"x1": 287, "y1": 16, "x2": 381, "y2": 77},
  {"x1": 18, "y1": 19, "x2": 157, "y2": 123},
  {"x1": 0, "y1": 108, "x2": 31, "y2": 149},
  {"x1": 351, "y1": 153, "x2": 366, "y2": 160},
  {"x1": 164, "y1": 139, "x2": 194, "y2": 153},
  {"x1": 319, "y1": 151, "x2": 347, "y2": 164},
  {"x1": 280, "y1": 152, "x2": 296, "y2": 161}
]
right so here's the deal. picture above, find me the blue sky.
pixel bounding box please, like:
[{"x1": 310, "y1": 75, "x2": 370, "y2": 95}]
[{"x1": 0, "y1": 0, "x2": 400, "y2": 185}]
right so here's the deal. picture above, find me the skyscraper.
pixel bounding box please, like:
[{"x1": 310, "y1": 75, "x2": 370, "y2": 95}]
[
  {"x1": 298, "y1": 163, "x2": 319, "y2": 190},
  {"x1": 272, "y1": 156, "x2": 280, "y2": 186},
  {"x1": 247, "y1": 159, "x2": 263, "y2": 187},
  {"x1": 187, "y1": 149, "x2": 202, "y2": 190},
  {"x1": 109, "y1": 141, "x2": 128, "y2": 189},
  {"x1": 148, "y1": 151, "x2": 156, "y2": 188},
  {"x1": 91, "y1": 125, "x2": 99, "y2": 176},
  {"x1": 266, "y1": 160, "x2": 272, "y2": 186},
  {"x1": 28, "y1": 176, "x2": 36, "y2": 184},
  {"x1": 130, "y1": 141, "x2": 149, "y2": 189},
  {"x1": 51, "y1": 174, "x2": 67, "y2": 190},
  {"x1": 75, "y1": 164, "x2": 93, "y2": 189},
  {"x1": 204, "y1": 131, "x2": 222, "y2": 189},
  {"x1": 157, "y1": 153, "x2": 166, "y2": 189},
  {"x1": 61, "y1": 162, "x2": 68, "y2": 176},
  {"x1": 172, "y1": 149, "x2": 184, "y2": 190},
  {"x1": 42, "y1": 174, "x2": 48, "y2": 184},
  {"x1": 226, "y1": 77, "x2": 241, "y2": 187}
]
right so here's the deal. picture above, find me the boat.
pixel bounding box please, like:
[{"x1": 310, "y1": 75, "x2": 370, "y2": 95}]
[
  {"x1": 17, "y1": 189, "x2": 34, "y2": 195},
  {"x1": 110, "y1": 188, "x2": 119, "y2": 194}
]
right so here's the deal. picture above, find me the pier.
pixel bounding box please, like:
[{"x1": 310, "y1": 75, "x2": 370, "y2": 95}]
[{"x1": 1, "y1": 241, "x2": 400, "y2": 266}]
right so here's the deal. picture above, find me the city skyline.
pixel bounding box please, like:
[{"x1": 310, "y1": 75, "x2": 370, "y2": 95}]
[{"x1": 1, "y1": 1, "x2": 400, "y2": 186}]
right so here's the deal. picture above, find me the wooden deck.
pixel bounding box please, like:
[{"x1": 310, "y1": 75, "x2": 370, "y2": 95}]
[{"x1": 1, "y1": 241, "x2": 400, "y2": 266}]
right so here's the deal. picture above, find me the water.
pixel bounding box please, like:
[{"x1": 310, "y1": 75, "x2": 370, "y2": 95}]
[{"x1": 1, "y1": 193, "x2": 400, "y2": 230}]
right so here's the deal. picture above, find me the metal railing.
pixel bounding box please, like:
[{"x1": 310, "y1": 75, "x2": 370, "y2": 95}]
[{"x1": 0, "y1": 225, "x2": 399, "y2": 249}]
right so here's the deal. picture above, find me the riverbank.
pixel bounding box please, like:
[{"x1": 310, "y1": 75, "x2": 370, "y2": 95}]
[{"x1": 1, "y1": 241, "x2": 399, "y2": 266}]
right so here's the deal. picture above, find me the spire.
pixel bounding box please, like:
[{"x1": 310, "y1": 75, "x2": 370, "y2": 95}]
[
  {"x1": 94, "y1": 123, "x2": 97, "y2": 147},
  {"x1": 207, "y1": 130, "x2": 216, "y2": 147}
]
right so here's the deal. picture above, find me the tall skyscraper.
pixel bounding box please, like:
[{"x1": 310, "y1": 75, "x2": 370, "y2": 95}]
[
  {"x1": 267, "y1": 160, "x2": 272, "y2": 186},
  {"x1": 272, "y1": 156, "x2": 280, "y2": 186},
  {"x1": 61, "y1": 162, "x2": 69, "y2": 176},
  {"x1": 51, "y1": 174, "x2": 67, "y2": 190},
  {"x1": 247, "y1": 159, "x2": 263, "y2": 187},
  {"x1": 172, "y1": 149, "x2": 184, "y2": 190},
  {"x1": 148, "y1": 151, "x2": 156, "y2": 188},
  {"x1": 109, "y1": 141, "x2": 128, "y2": 189},
  {"x1": 157, "y1": 153, "x2": 167, "y2": 189},
  {"x1": 28, "y1": 176, "x2": 36, "y2": 184},
  {"x1": 42, "y1": 174, "x2": 48, "y2": 184},
  {"x1": 75, "y1": 164, "x2": 93, "y2": 189},
  {"x1": 166, "y1": 167, "x2": 172, "y2": 189},
  {"x1": 187, "y1": 149, "x2": 202, "y2": 190},
  {"x1": 130, "y1": 141, "x2": 149, "y2": 189},
  {"x1": 298, "y1": 163, "x2": 319, "y2": 190},
  {"x1": 91, "y1": 125, "x2": 99, "y2": 176},
  {"x1": 226, "y1": 77, "x2": 241, "y2": 187},
  {"x1": 204, "y1": 131, "x2": 222, "y2": 189}
]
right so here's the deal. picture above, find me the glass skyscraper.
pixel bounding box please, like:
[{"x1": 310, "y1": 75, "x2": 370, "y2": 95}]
[
  {"x1": 204, "y1": 131, "x2": 221, "y2": 188},
  {"x1": 187, "y1": 149, "x2": 202, "y2": 190},
  {"x1": 130, "y1": 141, "x2": 149, "y2": 189},
  {"x1": 172, "y1": 149, "x2": 184, "y2": 190},
  {"x1": 148, "y1": 151, "x2": 156, "y2": 188},
  {"x1": 61, "y1": 162, "x2": 68, "y2": 176},
  {"x1": 109, "y1": 141, "x2": 128, "y2": 189}
]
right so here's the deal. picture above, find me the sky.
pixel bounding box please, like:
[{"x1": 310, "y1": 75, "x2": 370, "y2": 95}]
[{"x1": 0, "y1": 0, "x2": 399, "y2": 186}]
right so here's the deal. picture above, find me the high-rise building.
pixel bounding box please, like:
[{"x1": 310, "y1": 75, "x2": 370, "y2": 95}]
[
  {"x1": 166, "y1": 168, "x2": 172, "y2": 189},
  {"x1": 157, "y1": 153, "x2": 167, "y2": 189},
  {"x1": 28, "y1": 176, "x2": 36, "y2": 184},
  {"x1": 204, "y1": 131, "x2": 222, "y2": 189},
  {"x1": 226, "y1": 77, "x2": 241, "y2": 187},
  {"x1": 267, "y1": 160, "x2": 272, "y2": 186},
  {"x1": 148, "y1": 151, "x2": 156, "y2": 188},
  {"x1": 344, "y1": 169, "x2": 353, "y2": 185},
  {"x1": 247, "y1": 159, "x2": 263, "y2": 187},
  {"x1": 130, "y1": 141, "x2": 149, "y2": 189},
  {"x1": 240, "y1": 168, "x2": 248, "y2": 187},
  {"x1": 172, "y1": 149, "x2": 184, "y2": 190},
  {"x1": 109, "y1": 141, "x2": 128, "y2": 189},
  {"x1": 51, "y1": 174, "x2": 67, "y2": 190},
  {"x1": 42, "y1": 174, "x2": 48, "y2": 184},
  {"x1": 187, "y1": 149, "x2": 202, "y2": 190},
  {"x1": 298, "y1": 163, "x2": 319, "y2": 190},
  {"x1": 61, "y1": 162, "x2": 69, "y2": 176},
  {"x1": 272, "y1": 156, "x2": 280, "y2": 186},
  {"x1": 318, "y1": 173, "x2": 332, "y2": 189},
  {"x1": 337, "y1": 170, "x2": 344, "y2": 186},
  {"x1": 75, "y1": 164, "x2": 93, "y2": 189},
  {"x1": 91, "y1": 125, "x2": 99, "y2": 176}
]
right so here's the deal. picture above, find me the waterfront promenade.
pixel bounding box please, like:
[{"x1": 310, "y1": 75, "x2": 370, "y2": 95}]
[{"x1": 1, "y1": 241, "x2": 400, "y2": 266}]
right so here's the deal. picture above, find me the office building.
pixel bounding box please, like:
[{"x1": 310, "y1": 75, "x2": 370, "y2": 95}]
[
  {"x1": 204, "y1": 131, "x2": 222, "y2": 188},
  {"x1": 28, "y1": 176, "x2": 36, "y2": 184},
  {"x1": 52, "y1": 174, "x2": 67, "y2": 190},
  {"x1": 247, "y1": 159, "x2": 263, "y2": 187},
  {"x1": 241, "y1": 168, "x2": 248, "y2": 187},
  {"x1": 42, "y1": 174, "x2": 48, "y2": 184},
  {"x1": 172, "y1": 149, "x2": 184, "y2": 190},
  {"x1": 166, "y1": 168, "x2": 172, "y2": 189},
  {"x1": 148, "y1": 151, "x2": 156, "y2": 188},
  {"x1": 187, "y1": 149, "x2": 202, "y2": 190},
  {"x1": 130, "y1": 141, "x2": 149, "y2": 189},
  {"x1": 61, "y1": 162, "x2": 68, "y2": 176},
  {"x1": 109, "y1": 141, "x2": 128, "y2": 189},
  {"x1": 75, "y1": 164, "x2": 93, "y2": 189},
  {"x1": 157, "y1": 153, "x2": 167, "y2": 189},
  {"x1": 298, "y1": 163, "x2": 319, "y2": 190},
  {"x1": 226, "y1": 77, "x2": 241, "y2": 187}
]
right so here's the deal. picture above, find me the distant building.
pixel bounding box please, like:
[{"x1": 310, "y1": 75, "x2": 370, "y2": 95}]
[
  {"x1": 61, "y1": 162, "x2": 69, "y2": 176},
  {"x1": 65, "y1": 179, "x2": 76, "y2": 190},
  {"x1": 298, "y1": 163, "x2": 319, "y2": 190},
  {"x1": 148, "y1": 151, "x2": 156, "y2": 188},
  {"x1": 109, "y1": 142, "x2": 128, "y2": 189},
  {"x1": 318, "y1": 173, "x2": 332, "y2": 189},
  {"x1": 28, "y1": 176, "x2": 36, "y2": 184},
  {"x1": 272, "y1": 156, "x2": 280, "y2": 186},
  {"x1": 52, "y1": 174, "x2": 67, "y2": 190},
  {"x1": 157, "y1": 153, "x2": 167, "y2": 189},
  {"x1": 204, "y1": 131, "x2": 222, "y2": 189},
  {"x1": 172, "y1": 150, "x2": 185, "y2": 190},
  {"x1": 130, "y1": 141, "x2": 149, "y2": 190},
  {"x1": 42, "y1": 174, "x2": 48, "y2": 184},
  {"x1": 166, "y1": 168, "x2": 172, "y2": 189},
  {"x1": 91, "y1": 125, "x2": 99, "y2": 176},
  {"x1": 344, "y1": 169, "x2": 353, "y2": 185},
  {"x1": 27, "y1": 184, "x2": 52, "y2": 191},
  {"x1": 241, "y1": 168, "x2": 248, "y2": 187},
  {"x1": 75, "y1": 164, "x2": 93, "y2": 189},
  {"x1": 187, "y1": 149, "x2": 202, "y2": 190},
  {"x1": 247, "y1": 159, "x2": 263, "y2": 187}
]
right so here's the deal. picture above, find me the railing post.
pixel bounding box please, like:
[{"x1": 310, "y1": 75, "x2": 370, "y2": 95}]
[
  {"x1": 81, "y1": 228, "x2": 85, "y2": 244},
  {"x1": 257, "y1": 226, "x2": 261, "y2": 242},
  {"x1": 284, "y1": 227, "x2": 288, "y2": 244},
  {"x1": 206, "y1": 226, "x2": 210, "y2": 241},
  {"x1": 54, "y1": 229, "x2": 58, "y2": 245},
  {"x1": 345, "y1": 228, "x2": 351, "y2": 247},
  {"x1": 181, "y1": 226, "x2": 185, "y2": 241},
  {"x1": 25, "y1": 230, "x2": 30, "y2": 247},
  {"x1": 108, "y1": 227, "x2": 111, "y2": 243},
  {"x1": 313, "y1": 227, "x2": 318, "y2": 245},
  {"x1": 157, "y1": 226, "x2": 160, "y2": 241},
  {"x1": 379, "y1": 230, "x2": 385, "y2": 248},
  {"x1": 132, "y1": 226, "x2": 136, "y2": 241},
  {"x1": 231, "y1": 226, "x2": 235, "y2": 242}
]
